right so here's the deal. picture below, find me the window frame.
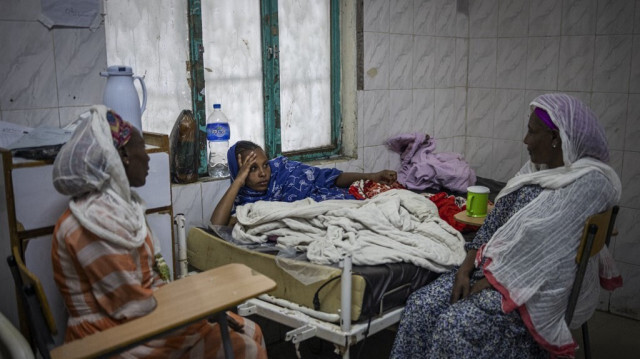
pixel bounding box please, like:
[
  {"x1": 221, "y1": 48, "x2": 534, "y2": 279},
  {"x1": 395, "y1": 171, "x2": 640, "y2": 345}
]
[{"x1": 187, "y1": 0, "x2": 342, "y2": 175}]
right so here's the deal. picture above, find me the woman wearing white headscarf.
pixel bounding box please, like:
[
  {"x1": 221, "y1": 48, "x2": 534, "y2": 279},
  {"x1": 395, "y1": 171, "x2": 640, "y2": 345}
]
[
  {"x1": 51, "y1": 105, "x2": 267, "y2": 358},
  {"x1": 391, "y1": 93, "x2": 621, "y2": 358}
]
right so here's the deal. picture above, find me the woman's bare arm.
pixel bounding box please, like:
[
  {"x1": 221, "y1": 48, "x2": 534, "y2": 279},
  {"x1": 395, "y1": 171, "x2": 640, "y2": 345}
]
[
  {"x1": 450, "y1": 249, "x2": 477, "y2": 304},
  {"x1": 210, "y1": 151, "x2": 257, "y2": 226},
  {"x1": 210, "y1": 180, "x2": 245, "y2": 226},
  {"x1": 469, "y1": 277, "x2": 492, "y2": 295}
]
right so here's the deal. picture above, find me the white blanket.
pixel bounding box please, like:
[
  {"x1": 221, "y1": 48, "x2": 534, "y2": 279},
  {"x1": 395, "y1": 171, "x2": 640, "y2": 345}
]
[{"x1": 232, "y1": 189, "x2": 466, "y2": 273}]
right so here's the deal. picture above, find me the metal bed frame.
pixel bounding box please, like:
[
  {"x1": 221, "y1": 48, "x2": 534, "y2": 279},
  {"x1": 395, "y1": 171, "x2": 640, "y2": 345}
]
[
  {"x1": 236, "y1": 254, "x2": 403, "y2": 359},
  {"x1": 177, "y1": 217, "x2": 404, "y2": 359}
]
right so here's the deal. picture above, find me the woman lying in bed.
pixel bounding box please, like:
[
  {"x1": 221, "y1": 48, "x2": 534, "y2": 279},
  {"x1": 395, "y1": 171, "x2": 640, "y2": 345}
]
[{"x1": 211, "y1": 141, "x2": 397, "y2": 226}]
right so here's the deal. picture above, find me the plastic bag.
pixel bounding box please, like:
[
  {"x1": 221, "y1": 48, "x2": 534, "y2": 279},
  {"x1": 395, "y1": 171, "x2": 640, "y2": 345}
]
[{"x1": 169, "y1": 110, "x2": 199, "y2": 184}]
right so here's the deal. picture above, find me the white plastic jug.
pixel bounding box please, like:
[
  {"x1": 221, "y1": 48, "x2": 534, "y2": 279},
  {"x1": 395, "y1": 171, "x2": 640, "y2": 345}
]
[{"x1": 100, "y1": 66, "x2": 147, "y2": 131}]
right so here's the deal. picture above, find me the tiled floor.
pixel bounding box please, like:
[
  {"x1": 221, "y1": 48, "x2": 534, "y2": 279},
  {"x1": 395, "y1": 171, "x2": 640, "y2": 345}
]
[
  {"x1": 258, "y1": 310, "x2": 640, "y2": 359},
  {"x1": 571, "y1": 311, "x2": 640, "y2": 359}
]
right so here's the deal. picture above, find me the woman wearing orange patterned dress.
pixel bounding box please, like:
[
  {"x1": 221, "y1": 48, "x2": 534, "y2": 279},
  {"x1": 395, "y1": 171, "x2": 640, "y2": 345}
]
[{"x1": 51, "y1": 105, "x2": 267, "y2": 358}]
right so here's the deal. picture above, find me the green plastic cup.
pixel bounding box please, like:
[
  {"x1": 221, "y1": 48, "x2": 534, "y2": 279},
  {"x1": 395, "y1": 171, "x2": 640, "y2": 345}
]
[{"x1": 466, "y1": 186, "x2": 490, "y2": 217}]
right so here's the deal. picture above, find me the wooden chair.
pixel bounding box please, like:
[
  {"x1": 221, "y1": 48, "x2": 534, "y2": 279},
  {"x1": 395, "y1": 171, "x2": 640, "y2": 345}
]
[
  {"x1": 565, "y1": 206, "x2": 619, "y2": 359},
  {"x1": 7, "y1": 248, "x2": 276, "y2": 359}
]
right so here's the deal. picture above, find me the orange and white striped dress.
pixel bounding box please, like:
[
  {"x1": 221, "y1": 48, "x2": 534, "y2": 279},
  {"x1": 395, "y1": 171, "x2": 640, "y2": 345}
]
[{"x1": 52, "y1": 209, "x2": 267, "y2": 359}]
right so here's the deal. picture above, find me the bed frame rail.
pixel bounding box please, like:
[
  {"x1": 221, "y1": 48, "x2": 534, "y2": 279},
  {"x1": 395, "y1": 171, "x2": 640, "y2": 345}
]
[
  {"x1": 237, "y1": 255, "x2": 402, "y2": 359},
  {"x1": 238, "y1": 298, "x2": 402, "y2": 358}
]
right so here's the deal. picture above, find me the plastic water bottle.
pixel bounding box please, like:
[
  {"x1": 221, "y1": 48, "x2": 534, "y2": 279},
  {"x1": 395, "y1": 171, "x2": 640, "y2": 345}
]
[{"x1": 206, "y1": 103, "x2": 230, "y2": 178}]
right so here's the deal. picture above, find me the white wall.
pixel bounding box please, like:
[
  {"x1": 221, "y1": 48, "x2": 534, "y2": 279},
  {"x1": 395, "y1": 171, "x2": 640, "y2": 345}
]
[
  {"x1": 461, "y1": 0, "x2": 640, "y2": 320},
  {"x1": 174, "y1": 0, "x2": 640, "y2": 321},
  {"x1": 0, "y1": 0, "x2": 107, "y2": 129},
  {"x1": 359, "y1": 0, "x2": 468, "y2": 174},
  {"x1": 0, "y1": 0, "x2": 190, "y2": 329},
  {"x1": 1, "y1": 0, "x2": 638, "y2": 328},
  {"x1": 359, "y1": 0, "x2": 640, "y2": 320},
  {"x1": 0, "y1": 0, "x2": 108, "y2": 328},
  {"x1": 103, "y1": 0, "x2": 191, "y2": 134}
]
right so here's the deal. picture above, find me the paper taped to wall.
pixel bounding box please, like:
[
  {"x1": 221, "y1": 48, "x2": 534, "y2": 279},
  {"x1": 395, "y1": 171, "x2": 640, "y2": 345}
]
[{"x1": 38, "y1": 0, "x2": 102, "y2": 30}]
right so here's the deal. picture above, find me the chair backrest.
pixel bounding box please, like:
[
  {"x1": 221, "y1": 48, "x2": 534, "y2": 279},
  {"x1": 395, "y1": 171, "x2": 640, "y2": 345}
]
[
  {"x1": 565, "y1": 206, "x2": 619, "y2": 325},
  {"x1": 7, "y1": 245, "x2": 57, "y2": 359},
  {"x1": 575, "y1": 206, "x2": 619, "y2": 263}
]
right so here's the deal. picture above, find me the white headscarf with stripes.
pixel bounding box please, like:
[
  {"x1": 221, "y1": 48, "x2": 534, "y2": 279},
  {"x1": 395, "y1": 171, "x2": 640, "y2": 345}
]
[
  {"x1": 479, "y1": 93, "x2": 621, "y2": 356},
  {"x1": 52, "y1": 105, "x2": 148, "y2": 250}
]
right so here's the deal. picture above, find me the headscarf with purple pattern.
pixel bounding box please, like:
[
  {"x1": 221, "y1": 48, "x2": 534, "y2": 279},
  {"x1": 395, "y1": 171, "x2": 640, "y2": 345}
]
[
  {"x1": 480, "y1": 93, "x2": 621, "y2": 357},
  {"x1": 530, "y1": 93, "x2": 609, "y2": 164}
]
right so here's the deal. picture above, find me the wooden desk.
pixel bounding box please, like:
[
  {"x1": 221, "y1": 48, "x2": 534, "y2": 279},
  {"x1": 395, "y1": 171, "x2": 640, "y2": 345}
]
[
  {"x1": 50, "y1": 263, "x2": 276, "y2": 359},
  {"x1": 453, "y1": 204, "x2": 494, "y2": 226}
]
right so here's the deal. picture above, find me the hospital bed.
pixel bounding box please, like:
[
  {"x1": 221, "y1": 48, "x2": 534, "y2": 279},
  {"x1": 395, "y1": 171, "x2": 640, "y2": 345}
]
[
  {"x1": 186, "y1": 179, "x2": 507, "y2": 358},
  {"x1": 187, "y1": 225, "x2": 440, "y2": 358}
]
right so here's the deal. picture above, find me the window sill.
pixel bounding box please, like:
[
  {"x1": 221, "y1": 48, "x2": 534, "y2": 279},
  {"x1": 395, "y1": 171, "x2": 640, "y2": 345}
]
[
  {"x1": 171, "y1": 154, "x2": 358, "y2": 188},
  {"x1": 170, "y1": 175, "x2": 229, "y2": 187}
]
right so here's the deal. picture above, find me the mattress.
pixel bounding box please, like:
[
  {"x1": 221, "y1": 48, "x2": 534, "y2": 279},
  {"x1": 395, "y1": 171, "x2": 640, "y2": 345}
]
[{"x1": 187, "y1": 227, "x2": 439, "y2": 322}]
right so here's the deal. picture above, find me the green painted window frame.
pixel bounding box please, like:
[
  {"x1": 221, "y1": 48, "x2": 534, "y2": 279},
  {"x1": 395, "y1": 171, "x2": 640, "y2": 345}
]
[{"x1": 188, "y1": 0, "x2": 342, "y2": 175}]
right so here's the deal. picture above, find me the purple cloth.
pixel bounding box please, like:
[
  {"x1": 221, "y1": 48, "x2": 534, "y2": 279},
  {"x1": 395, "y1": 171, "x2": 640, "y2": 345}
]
[
  {"x1": 534, "y1": 107, "x2": 557, "y2": 130},
  {"x1": 386, "y1": 133, "x2": 476, "y2": 193}
]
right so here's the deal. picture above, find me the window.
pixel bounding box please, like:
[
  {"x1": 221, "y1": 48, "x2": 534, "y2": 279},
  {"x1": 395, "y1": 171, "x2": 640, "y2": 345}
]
[{"x1": 188, "y1": 0, "x2": 343, "y2": 175}]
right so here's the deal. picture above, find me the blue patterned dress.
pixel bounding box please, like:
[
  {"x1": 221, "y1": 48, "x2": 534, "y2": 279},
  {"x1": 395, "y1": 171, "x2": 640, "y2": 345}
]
[
  {"x1": 234, "y1": 156, "x2": 354, "y2": 207},
  {"x1": 390, "y1": 185, "x2": 549, "y2": 359}
]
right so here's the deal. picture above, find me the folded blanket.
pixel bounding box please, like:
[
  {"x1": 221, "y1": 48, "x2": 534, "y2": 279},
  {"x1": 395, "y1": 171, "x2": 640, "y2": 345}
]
[
  {"x1": 386, "y1": 133, "x2": 476, "y2": 193},
  {"x1": 232, "y1": 189, "x2": 466, "y2": 272}
]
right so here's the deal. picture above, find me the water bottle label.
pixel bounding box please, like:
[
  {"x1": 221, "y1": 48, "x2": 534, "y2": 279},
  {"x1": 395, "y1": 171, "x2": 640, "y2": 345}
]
[{"x1": 206, "y1": 123, "x2": 230, "y2": 141}]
